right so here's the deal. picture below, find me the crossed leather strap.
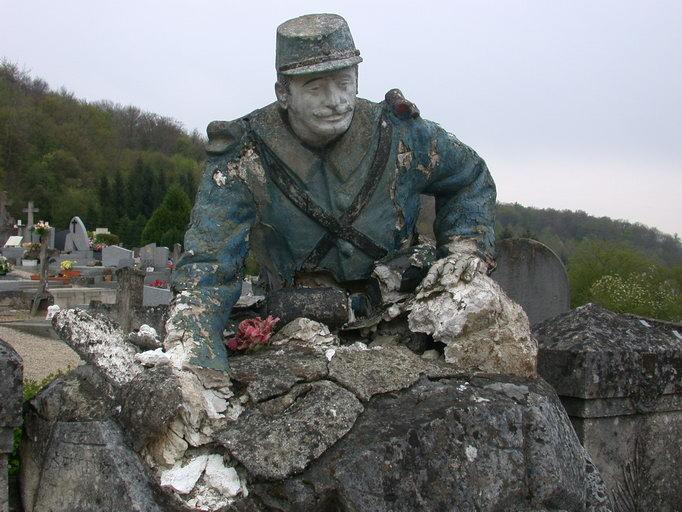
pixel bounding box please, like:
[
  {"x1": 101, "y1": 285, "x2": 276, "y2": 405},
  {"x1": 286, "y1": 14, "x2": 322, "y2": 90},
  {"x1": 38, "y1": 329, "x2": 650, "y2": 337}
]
[{"x1": 251, "y1": 114, "x2": 393, "y2": 266}]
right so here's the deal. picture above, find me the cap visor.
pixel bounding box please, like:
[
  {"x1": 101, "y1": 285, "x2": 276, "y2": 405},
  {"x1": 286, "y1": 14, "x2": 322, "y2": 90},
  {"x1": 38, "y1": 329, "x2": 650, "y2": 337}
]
[{"x1": 279, "y1": 56, "x2": 363, "y2": 76}]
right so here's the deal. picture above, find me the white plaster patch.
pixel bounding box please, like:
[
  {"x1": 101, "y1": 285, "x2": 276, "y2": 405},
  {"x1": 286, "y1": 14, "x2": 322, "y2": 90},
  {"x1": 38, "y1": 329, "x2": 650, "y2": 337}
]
[
  {"x1": 465, "y1": 445, "x2": 478, "y2": 462},
  {"x1": 212, "y1": 169, "x2": 227, "y2": 187},
  {"x1": 226, "y1": 146, "x2": 266, "y2": 186},
  {"x1": 160, "y1": 455, "x2": 209, "y2": 494},
  {"x1": 138, "y1": 324, "x2": 158, "y2": 339},
  {"x1": 204, "y1": 455, "x2": 241, "y2": 497},
  {"x1": 325, "y1": 348, "x2": 336, "y2": 361},
  {"x1": 135, "y1": 348, "x2": 171, "y2": 367}
]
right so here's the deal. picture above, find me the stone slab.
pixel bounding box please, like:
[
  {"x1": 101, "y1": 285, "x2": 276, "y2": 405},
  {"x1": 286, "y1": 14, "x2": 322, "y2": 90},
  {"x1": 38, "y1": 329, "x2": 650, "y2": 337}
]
[
  {"x1": 102, "y1": 245, "x2": 134, "y2": 268},
  {"x1": 143, "y1": 285, "x2": 172, "y2": 307},
  {"x1": 0, "y1": 339, "x2": 22, "y2": 430},
  {"x1": 492, "y1": 238, "x2": 570, "y2": 325},
  {"x1": 534, "y1": 303, "x2": 682, "y2": 401}
]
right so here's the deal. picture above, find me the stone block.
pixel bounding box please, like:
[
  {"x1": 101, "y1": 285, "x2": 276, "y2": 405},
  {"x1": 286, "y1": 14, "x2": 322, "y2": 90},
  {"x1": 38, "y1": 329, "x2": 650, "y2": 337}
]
[
  {"x1": 493, "y1": 238, "x2": 570, "y2": 325},
  {"x1": 102, "y1": 245, "x2": 134, "y2": 268},
  {"x1": 143, "y1": 285, "x2": 172, "y2": 307},
  {"x1": 20, "y1": 375, "x2": 163, "y2": 512},
  {"x1": 534, "y1": 303, "x2": 682, "y2": 509},
  {"x1": 0, "y1": 339, "x2": 22, "y2": 512}
]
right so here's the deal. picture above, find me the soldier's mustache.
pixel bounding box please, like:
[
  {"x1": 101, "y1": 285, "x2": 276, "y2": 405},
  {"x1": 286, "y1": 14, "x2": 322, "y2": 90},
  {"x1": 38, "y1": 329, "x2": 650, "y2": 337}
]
[{"x1": 313, "y1": 105, "x2": 353, "y2": 118}]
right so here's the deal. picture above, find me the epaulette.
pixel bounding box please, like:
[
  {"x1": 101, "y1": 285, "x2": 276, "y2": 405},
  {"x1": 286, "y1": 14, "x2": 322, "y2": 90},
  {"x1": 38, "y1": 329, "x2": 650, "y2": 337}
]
[
  {"x1": 385, "y1": 89, "x2": 420, "y2": 120},
  {"x1": 205, "y1": 120, "x2": 243, "y2": 155}
]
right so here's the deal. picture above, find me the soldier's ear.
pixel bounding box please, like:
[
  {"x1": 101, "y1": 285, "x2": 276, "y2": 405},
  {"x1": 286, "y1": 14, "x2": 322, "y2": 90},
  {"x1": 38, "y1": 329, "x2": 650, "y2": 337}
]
[{"x1": 275, "y1": 82, "x2": 288, "y2": 110}]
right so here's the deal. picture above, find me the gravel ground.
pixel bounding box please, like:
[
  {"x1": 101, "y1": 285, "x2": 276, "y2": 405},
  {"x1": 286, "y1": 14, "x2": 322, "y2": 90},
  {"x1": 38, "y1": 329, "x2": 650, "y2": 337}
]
[{"x1": 0, "y1": 324, "x2": 82, "y2": 381}]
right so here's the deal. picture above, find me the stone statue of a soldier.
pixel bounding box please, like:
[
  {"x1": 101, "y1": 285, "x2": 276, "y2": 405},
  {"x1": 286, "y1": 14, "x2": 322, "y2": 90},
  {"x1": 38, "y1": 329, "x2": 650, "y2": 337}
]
[{"x1": 167, "y1": 13, "x2": 497, "y2": 371}]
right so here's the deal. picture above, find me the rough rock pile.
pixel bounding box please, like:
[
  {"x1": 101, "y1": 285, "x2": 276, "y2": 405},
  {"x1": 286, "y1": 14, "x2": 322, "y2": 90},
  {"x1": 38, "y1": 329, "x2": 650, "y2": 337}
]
[{"x1": 21, "y1": 292, "x2": 613, "y2": 511}]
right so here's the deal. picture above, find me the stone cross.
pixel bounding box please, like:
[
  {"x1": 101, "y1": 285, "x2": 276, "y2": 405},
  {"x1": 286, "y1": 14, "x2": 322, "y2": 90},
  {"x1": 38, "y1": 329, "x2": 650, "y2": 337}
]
[{"x1": 23, "y1": 201, "x2": 39, "y2": 238}]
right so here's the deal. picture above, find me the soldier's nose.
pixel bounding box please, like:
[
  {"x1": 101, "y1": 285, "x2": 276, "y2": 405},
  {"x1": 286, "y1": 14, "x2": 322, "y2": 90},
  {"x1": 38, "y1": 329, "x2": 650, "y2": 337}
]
[{"x1": 325, "y1": 85, "x2": 347, "y2": 109}]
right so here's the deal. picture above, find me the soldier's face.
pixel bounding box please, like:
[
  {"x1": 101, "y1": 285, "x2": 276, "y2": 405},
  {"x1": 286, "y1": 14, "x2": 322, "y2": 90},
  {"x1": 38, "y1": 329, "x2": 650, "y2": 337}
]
[{"x1": 277, "y1": 67, "x2": 357, "y2": 147}]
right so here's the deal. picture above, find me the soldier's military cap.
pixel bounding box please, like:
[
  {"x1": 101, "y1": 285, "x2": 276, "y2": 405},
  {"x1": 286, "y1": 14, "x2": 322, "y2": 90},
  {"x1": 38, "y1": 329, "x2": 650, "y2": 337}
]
[{"x1": 276, "y1": 13, "x2": 363, "y2": 76}]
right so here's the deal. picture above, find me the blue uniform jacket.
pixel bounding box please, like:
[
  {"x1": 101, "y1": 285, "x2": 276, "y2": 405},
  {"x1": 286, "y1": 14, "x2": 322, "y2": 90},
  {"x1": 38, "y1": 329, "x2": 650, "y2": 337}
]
[{"x1": 171, "y1": 97, "x2": 496, "y2": 370}]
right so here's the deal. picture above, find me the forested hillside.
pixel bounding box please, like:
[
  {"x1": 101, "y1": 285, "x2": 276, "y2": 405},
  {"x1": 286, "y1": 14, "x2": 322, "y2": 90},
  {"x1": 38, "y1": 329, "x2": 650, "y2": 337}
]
[
  {"x1": 0, "y1": 60, "x2": 203, "y2": 247},
  {"x1": 496, "y1": 202, "x2": 682, "y2": 267},
  {"x1": 2, "y1": 62, "x2": 680, "y2": 320}
]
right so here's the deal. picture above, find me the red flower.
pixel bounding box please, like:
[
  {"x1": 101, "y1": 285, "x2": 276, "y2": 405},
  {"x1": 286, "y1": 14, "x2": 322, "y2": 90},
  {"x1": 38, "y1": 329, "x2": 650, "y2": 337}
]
[
  {"x1": 149, "y1": 279, "x2": 168, "y2": 288},
  {"x1": 226, "y1": 316, "x2": 279, "y2": 351}
]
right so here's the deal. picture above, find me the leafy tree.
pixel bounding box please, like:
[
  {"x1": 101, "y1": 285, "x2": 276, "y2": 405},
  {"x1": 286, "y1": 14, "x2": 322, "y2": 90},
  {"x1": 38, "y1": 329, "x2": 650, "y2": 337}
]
[{"x1": 140, "y1": 185, "x2": 191, "y2": 247}]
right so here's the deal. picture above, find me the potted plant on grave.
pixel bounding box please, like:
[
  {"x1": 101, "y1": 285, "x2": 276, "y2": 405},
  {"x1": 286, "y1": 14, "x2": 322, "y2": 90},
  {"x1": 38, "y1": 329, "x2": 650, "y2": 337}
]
[{"x1": 59, "y1": 259, "x2": 80, "y2": 278}]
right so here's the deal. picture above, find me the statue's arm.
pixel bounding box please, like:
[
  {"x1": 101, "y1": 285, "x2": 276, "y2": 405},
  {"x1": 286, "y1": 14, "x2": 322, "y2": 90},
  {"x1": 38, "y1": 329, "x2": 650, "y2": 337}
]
[
  {"x1": 168, "y1": 142, "x2": 257, "y2": 371},
  {"x1": 420, "y1": 124, "x2": 497, "y2": 265}
]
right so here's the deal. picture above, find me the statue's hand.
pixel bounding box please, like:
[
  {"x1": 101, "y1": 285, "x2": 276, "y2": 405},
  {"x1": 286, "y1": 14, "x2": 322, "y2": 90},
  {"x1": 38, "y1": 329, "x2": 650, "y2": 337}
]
[{"x1": 416, "y1": 239, "x2": 487, "y2": 299}]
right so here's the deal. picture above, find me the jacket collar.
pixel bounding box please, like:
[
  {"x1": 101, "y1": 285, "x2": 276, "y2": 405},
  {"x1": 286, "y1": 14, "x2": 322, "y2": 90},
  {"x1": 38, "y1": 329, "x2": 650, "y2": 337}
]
[{"x1": 249, "y1": 98, "x2": 381, "y2": 183}]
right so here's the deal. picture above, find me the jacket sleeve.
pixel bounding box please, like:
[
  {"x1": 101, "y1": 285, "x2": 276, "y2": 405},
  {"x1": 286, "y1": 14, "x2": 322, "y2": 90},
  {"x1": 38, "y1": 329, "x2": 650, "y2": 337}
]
[
  {"x1": 419, "y1": 124, "x2": 496, "y2": 262},
  {"x1": 170, "y1": 127, "x2": 257, "y2": 371}
]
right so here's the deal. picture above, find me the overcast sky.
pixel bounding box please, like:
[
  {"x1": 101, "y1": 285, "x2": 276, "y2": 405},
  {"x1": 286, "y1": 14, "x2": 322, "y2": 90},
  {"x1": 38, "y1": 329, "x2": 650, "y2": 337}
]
[{"x1": 2, "y1": 0, "x2": 681, "y2": 236}]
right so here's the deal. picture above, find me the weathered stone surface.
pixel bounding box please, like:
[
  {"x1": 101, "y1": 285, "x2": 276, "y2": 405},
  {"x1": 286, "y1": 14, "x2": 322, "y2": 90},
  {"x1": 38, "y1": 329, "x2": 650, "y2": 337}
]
[
  {"x1": 52, "y1": 308, "x2": 143, "y2": 387},
  {"x1": 328, "y1": 344, "x2": 428, "y2": 401},
  {"x1": 248, "y1": 376, "x2": 611, "y2": 511},
  {"x1": 228, "y1": 344, "x2": 329, "y2": 402},
  {"x1": 217, "y1": 380, "x2": 363, "y2": 480},
  {"x1": 21, "y1": 368, "x2": 164, "y2": 512},
  {"x1": 493, "y1": 238, "x2": 570, "y2": 325},
  {"x1": 0, "y1": 339, "x2": 22, "y2": 429},
  {"x1": 1, "y1": 339, "x2": 22, "y2": 512},
  {"x1": 534, "y1": 303, "x2": 682, "y2": 510},
  {"x1": 22, "y1": 419, "x2": 164, "y2": 512},
  {"x1": 270, "y1": 317, "x2": 338, "y2": 348},
  {"x1": 409, "y1": 273, "x2": 537, "y2": 378},
  {"x1": 534, "y1": 303, "x2": 681, "y2": 401},
  {"x1": 120, "y1": 366, "x2": 183, "y2": 451},
  {"x1": 116, "y1": 267, "x2": 145, "y2": 333}
]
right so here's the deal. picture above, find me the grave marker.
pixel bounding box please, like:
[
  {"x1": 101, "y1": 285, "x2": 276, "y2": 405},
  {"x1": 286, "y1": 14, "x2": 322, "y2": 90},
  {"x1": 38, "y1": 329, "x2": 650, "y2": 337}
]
[
  {"x1": 64, "y1": 217, "x2": 90, "y2": 252},
  {"x1": 492, "y1": 238, "x2": 570, "y2": 325},
  {"x1": 102, "y1": 246, "x2": 134, "y2": 268}
]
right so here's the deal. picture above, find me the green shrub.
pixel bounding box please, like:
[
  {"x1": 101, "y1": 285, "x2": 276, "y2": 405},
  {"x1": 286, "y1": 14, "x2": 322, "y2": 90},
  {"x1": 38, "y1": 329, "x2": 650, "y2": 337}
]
[
  {"x1": 589, "y1": 268, "x2": 682, "y2": 321},
  {"x1": 93, "y1": 233, "x2": 120, "y2": 246}
]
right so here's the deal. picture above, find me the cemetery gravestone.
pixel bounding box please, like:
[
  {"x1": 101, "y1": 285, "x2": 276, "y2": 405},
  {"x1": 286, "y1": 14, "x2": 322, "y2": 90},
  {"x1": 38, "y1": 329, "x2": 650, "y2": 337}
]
[
  {"x1": 1, "y1": 237, "x2": 24, "y2": 264},
  {"x1": 171, "y1": 243, "x2": 182, "y2": 263},
  {"x1": 64, "y1": 217, "x2": 90, "y2": 252},
  {"x1": 21, "y1": 201, "x2": 39, "y2": 240},
  {"x1": 139, "y1": 243, "x2": 155, "y2": 268},
  {"x1": 492, "y1": 238, "x2": 570, "y2": 325},
  {"x1": 102, "y1": 246, "x2": 134, "y2": 268},
  {"x1": 152, "y1": 246, "x2": 169, "y2": 270}
]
